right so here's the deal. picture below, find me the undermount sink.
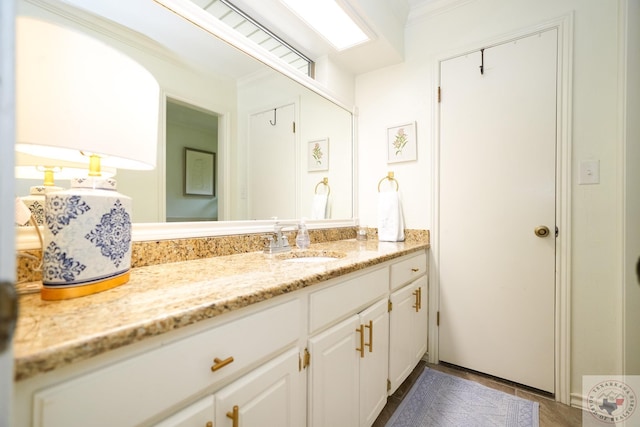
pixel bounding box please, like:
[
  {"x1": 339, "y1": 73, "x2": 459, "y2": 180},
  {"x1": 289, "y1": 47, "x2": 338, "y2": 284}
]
[
  {"x1": 283, "y1": 256, "x2": 341, "y2": 263},
  {"x1": 276, "y1": 250, "x2": 346, "y2": 263}
]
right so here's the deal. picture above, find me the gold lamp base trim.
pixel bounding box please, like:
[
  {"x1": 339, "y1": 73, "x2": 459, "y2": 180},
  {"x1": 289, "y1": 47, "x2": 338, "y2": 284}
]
[{"x1": 41, "y1": 271, "x2": 130, "y2": 301}]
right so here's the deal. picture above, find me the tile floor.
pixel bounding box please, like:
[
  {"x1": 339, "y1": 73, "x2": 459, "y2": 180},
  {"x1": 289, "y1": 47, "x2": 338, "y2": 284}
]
[{"x1": 373, "y1": 361, "x2": 585, "y2": 427}]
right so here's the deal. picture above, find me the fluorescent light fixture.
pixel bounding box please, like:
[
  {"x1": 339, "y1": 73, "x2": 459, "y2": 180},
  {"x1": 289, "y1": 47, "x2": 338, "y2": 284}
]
[{"x1": 280, "y1": 0, "x2": 370, "y2": 51}]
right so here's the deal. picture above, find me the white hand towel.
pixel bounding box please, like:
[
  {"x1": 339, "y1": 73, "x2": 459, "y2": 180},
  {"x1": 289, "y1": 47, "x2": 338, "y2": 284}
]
[
  {"x1": 311, "y1": 194, "x2": 328, "y2": 219},
  {"x1": 377, "y1": 191, "x2": 405, "y2": 242}
]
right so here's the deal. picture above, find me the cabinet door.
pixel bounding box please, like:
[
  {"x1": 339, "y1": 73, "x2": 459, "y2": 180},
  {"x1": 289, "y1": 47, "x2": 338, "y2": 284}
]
[
  {"x1": 153, "y1": 396, "x2": 214, "y2": 427},
  {"x1": 308, "y1": 315, "x2": 360, "y2": 427},
  {"x1": 358, "y1": 299, "x2": 389, "y2": 427},
  {"x1": 388, "y1": 275, "x2": 428, "y2": 393},
  {"x1": 214, "y1": 348, "x2": 304, "y2": 427}
]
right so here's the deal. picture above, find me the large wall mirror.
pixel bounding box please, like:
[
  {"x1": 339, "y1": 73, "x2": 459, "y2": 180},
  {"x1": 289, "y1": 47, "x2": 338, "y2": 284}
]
[{"x1": 16, "y1": 0, "x2": 354, "y2": 247}]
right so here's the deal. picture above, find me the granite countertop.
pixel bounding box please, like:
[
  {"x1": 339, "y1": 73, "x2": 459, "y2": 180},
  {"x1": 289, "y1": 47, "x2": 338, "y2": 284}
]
[{"x1": 14, "y1": 238, "x2": 428, "y2": 382}]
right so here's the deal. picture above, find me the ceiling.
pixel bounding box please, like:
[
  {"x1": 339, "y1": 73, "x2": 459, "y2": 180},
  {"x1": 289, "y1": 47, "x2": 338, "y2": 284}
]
[{"x1": 52, "y1": 0, "x2": 448, "y2": 79}]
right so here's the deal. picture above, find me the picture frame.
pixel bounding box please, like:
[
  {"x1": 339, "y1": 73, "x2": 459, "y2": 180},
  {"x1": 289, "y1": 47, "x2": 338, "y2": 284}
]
[
  {"x1": 387, "y1": 122, "x2": 417, "y2": 163},
  {"x1": 184, "y1": 147, "x2": 215, "y2": 196},
  {"x1": 308, "y1": 138, "x2": 329, "y2": 172}
]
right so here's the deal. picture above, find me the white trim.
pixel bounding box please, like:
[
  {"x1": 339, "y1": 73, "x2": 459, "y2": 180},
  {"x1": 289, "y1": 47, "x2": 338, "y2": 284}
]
[
  {"x1": 430, "y1": 14, "x2": 573, "y2": 404},
  {"x1": 619, "y1": 0, "x2": 629, "y2": 377}
]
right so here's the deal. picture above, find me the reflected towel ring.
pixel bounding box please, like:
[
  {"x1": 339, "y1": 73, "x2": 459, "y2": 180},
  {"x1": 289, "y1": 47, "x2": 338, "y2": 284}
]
[
  {"x1": 315, "y1": 177, "x2": 330, "y2": 196},
  {"x1": 378, "y1": 171, "x2": 399, "y2": 192}
]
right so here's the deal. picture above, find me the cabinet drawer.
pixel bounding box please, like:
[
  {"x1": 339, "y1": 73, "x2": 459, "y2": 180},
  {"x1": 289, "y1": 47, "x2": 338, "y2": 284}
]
[
  {"x1": 309, "y1": 267, "x2": 387, "y2": 334},
  {"x1": 390, "y1": 252, "x2": 427, "y2": 291},
  {"x1": 33, "y1": 298, "x2": 300, "y2": 427}
]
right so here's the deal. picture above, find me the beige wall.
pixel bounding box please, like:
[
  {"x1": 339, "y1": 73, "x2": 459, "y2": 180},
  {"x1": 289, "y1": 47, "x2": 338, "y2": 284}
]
[{"x1": 356, "y1": 0, "x2": 632, "y2": 405}]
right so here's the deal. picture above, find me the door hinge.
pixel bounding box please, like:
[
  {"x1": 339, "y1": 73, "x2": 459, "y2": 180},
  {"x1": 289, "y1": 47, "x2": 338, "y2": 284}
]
[
  {"x1": 387, "y1": 379, "x2": 391, "y2": 392},
  {"x1": 555, "y1": 226, "x2": 559, "y2": 237},
  {"x1": 388, "y1": 299, "x2": 393, "y2": 312},
  {"x1": 293, "y1": 121, "x2": 296, "y2": 133},
  {"x1": 437, "y1": 311, "x2": 440, "y2": 326},
  {"x1": 437, "y1": 86, "x2": 441, "y2": 103}
]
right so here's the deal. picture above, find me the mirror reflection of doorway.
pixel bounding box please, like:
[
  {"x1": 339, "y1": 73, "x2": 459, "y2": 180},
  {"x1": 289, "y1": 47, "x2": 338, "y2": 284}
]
[
  {"x1": 248, "y1": 103, "x2": 296, "y2": 220},
  {"x1": 166, "y1": 99, "x2": 219, "y2": 222}
]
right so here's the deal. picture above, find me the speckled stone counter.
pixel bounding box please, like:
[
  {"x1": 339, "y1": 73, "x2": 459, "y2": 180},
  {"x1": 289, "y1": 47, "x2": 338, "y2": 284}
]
[{"x1": 14, "y1": 236, "x2": 429, "y2": 382}]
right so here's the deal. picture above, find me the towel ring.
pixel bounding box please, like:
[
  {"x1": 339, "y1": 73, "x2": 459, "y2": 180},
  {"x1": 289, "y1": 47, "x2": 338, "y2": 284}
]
[
  {"x1": 315, "y1": 177, "x2": 330, "y2": 196},
  {"x1": 378, "y1": 172, "x2": 399, "y2": 192}
]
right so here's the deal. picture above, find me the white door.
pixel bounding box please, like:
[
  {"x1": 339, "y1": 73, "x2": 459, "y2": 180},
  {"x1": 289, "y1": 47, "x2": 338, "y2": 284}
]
[
  {"x1": 358, "y1": 299, "x2": 388, "y2": 427},
  {"x1": 214, "y1": 348, "x2": 304, "y2": 427},
  {"x1": 308, "y1": 315, "x2": 360, "y2": 427},
  {"x1": 0, "y1": 1, "x2": 16, "y2": 425},
  {"x1": 388, "y1": 276, "x2": 428, "y2": 393},
  {"x1": 248, "y1": 104, "x2": 296, "y2": 220},
  {"x1": 438, "y1": 29, "x2": 557, "y2": 393}
]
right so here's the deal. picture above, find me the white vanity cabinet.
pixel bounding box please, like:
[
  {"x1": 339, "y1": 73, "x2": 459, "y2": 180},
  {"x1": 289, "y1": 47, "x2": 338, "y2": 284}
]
[
  {"x1": 15, "y1": 248, "x2": 430, "y2": 427},
  {"x1": 154, "y1": 349, "x2": 304, "y2": 427},
  {"x1": 388, "y1": 252, "x2": 428, "y2": 393},
  {"x1": 307, "y1": 267, "x2": 389, "y2": 427},
  {"x1": 23, "y1": 298, "x2": 301, "y2": 427},
  {"x1": 213, "y1": 348, "x2": 304, "y2": 427}
]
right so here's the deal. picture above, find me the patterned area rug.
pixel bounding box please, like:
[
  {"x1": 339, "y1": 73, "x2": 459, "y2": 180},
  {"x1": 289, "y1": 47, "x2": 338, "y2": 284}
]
[{"x1": 386, "y1": 368, "x2": 539, "y2": 427}]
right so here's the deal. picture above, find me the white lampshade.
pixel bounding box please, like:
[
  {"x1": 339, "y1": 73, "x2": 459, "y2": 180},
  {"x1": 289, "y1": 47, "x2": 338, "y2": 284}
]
[
  {"x1": 15, "y1": 16, "x2": 160, "y2": 300},
  {"x1": 15, "y1": 16, "x2": 159, "y2": 170}
]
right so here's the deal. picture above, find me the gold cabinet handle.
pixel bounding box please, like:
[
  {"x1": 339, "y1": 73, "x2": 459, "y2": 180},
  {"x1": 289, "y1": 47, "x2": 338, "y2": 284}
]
[
  {"x1": 417, "y1": 287, "x2": 422, "y2": 311},
  {"x1": 413, "y1": 289, "x2": 420, "y2": 312},
  {"x1": 364, "y1": 320, "x2": 373, "y2": 353},
  {"x1": 356, "y1": 325, "x2": 365, "y2": 358},
  {"x1": 206, "y1": 422, "x2": 213, "y2": 427},
  {"x1": 211, "y1": 356, "x2": 234, "y2": 372},
  {"x1": 226, "y1": 405, "x2": 239, "y2": 427},
  {"x1": 411, "y1": 267, "x2": 420, "y2": 273}
]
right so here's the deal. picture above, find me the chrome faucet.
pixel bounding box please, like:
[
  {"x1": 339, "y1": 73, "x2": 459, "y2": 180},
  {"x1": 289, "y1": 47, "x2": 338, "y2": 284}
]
[{"x1": 264, "y1": 222, "x2": 298, "y2": 254}]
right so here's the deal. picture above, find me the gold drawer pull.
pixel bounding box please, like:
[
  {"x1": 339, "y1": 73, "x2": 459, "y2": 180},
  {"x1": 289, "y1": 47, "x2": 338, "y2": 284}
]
[
  {"x1": 226, "y1": 405, "x2": 239, "y2": 427},
  {"x1": 411, "y1": 268, "x2": 420, "y2": 272},
  {"x1": 364, "y1": 320, "x2": 373, "y2": 353},
  {"x1": 206, "y1": 422, "x2": 213, "y2": 427},
  {"x1": 211, "y1": 356, "x2": 234, "y2": 372},
  {"x1": 356, "y1": 325, "x2": 365, "y2": 358}
]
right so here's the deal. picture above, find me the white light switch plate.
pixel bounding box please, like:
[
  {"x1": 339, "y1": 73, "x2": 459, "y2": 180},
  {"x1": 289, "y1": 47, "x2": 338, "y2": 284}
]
[{"x1": 579, "y1": 160, "x2": 600, "y2": 185}]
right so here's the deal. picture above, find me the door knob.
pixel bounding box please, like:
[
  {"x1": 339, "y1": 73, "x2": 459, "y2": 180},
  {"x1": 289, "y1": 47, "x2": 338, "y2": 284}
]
[{"x1": 534, "y1": 226, "x2": 550, "y2": 238}]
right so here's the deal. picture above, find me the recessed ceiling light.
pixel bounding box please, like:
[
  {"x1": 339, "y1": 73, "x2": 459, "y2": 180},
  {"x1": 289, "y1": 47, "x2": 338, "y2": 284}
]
[{"x1": 280, "y1": 0, "x2": 370, "y2": 51}]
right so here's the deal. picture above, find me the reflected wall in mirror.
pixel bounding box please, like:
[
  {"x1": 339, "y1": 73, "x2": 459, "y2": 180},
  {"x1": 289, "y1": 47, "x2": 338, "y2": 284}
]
[{"x1": 16, "y1": 0, "x2": 353, "y2": 228}]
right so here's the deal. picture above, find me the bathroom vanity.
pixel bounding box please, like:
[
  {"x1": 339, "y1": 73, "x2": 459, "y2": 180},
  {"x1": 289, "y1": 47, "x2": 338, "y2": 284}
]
[{"x1": 13, "y1": 238, "x2": 428, "y2": 427}]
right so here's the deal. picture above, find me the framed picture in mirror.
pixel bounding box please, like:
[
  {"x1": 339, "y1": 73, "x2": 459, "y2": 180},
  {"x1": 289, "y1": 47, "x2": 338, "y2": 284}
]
[
  {"x1": 308, "y1": 138, "x2": 329, "y2": 172},
  {"x1": 184, "y1": 147, "x2": 215, "y2": 196}
]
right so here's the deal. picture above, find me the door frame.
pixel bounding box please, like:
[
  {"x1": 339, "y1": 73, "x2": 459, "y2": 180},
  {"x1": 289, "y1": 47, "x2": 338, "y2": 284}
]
[
  {"x1": 428, "y1": 14, "x2": 574, "y2": 404},
  {"x1": 0, "y1": 0, "x2": 15, "y2": 424}
]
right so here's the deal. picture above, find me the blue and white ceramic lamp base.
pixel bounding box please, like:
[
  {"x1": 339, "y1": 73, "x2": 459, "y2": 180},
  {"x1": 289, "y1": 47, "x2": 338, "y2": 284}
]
[
  {"x1": 20, "y1": 185, "x2": 62, "y2": 227},
  {"x1": 42, "y1": 177, "x2": 133, "y2": 300}
]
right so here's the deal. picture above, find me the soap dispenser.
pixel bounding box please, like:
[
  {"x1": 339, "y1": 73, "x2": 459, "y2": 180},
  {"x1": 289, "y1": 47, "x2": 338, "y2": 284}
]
[{"x1": 295, "y1": 218, "x2": 310, "y2": 249}]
